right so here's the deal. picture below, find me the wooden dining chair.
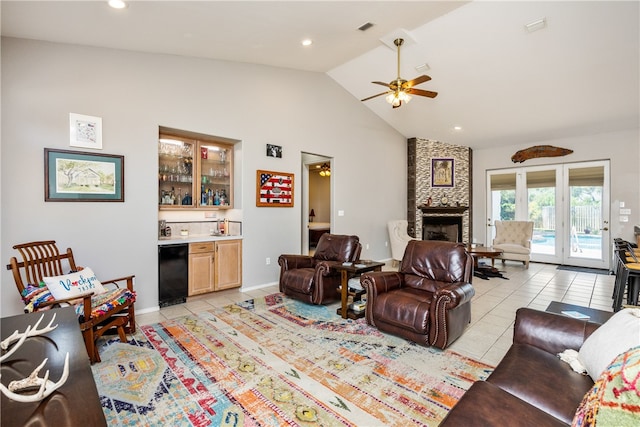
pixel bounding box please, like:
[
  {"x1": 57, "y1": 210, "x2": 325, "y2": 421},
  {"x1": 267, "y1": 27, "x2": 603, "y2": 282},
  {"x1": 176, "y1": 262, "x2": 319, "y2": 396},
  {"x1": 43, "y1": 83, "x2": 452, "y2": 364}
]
[{"x1": 7, "y1": 240, "x2": 136, "y2": 363}]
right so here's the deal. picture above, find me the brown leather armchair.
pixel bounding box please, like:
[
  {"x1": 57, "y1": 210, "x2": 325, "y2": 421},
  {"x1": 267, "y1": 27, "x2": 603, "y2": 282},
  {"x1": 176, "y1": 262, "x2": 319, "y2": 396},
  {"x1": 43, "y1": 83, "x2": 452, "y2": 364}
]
[
  {"x1": 278, "y1": 234, "x2": 361, "y2": 304},
  {"x1": 361, "y1": 240, "x2": 474, "y2": 349}
]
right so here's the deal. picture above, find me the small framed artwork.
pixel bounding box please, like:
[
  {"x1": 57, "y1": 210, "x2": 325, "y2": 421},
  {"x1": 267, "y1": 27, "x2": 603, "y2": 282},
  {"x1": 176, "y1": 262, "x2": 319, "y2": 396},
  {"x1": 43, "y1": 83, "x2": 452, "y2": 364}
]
[
  {"x1": 45, "y1": 148, "x2": 124, "y2": 202},
  {"x1": 266, "y1": 144, "x2": 282, "y2": 158},
  {"x1": 431, "y1": 158, "x2": 455, "y2": 187},
  {"x1": 256, "y1": 170, "x2": 294, "y2": 207},
  {"x1": 69, "y1": 113, "x2": 102, "y2": 149}
]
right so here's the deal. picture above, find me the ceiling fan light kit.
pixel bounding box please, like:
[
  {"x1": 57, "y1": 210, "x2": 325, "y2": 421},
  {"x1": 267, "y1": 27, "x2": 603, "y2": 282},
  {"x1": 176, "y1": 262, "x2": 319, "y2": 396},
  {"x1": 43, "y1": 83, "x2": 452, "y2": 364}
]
[{"x1": 361, "y1": 37, "x2": 438, "y2": 109}]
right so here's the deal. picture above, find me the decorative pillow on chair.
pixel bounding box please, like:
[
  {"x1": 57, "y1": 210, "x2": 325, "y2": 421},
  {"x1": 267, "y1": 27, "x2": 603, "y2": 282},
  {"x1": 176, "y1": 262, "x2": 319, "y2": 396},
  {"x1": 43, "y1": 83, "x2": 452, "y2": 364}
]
[
  {"x1": 43, "y1": 267, "x2": 106, "y2": 300},
  {"x1": 21, "y1": 283, "x2": 55, "y2": 313},
  {"x1": 572, "y1": 345, "x2": 640, "y2": 426}
]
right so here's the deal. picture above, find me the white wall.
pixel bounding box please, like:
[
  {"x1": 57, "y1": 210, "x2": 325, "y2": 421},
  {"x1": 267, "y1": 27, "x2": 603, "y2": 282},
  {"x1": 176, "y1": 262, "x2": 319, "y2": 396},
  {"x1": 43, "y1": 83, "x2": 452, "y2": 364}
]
[
  {"x1": 472, "y1": 129, "x2": 640, "y2": 245},
  {"x1": 1, "y1": 37, "x2": 406, "y2": 317}
]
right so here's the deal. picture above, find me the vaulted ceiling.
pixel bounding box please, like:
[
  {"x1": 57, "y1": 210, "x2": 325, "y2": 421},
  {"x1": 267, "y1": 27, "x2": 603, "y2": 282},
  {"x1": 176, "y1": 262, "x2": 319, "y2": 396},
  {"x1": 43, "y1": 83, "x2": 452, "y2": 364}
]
[{"x1": 2, "y1": 1, "x2": 638, "y2": 149}]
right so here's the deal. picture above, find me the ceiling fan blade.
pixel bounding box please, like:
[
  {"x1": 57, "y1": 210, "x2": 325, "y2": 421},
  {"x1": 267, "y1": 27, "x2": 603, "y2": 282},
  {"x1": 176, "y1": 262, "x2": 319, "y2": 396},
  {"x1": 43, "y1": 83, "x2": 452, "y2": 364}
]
[
  {"x1": 361, "y1": 91, "x2": 389, "y2": 102},
  {"x1": 403, "y1": 75, "x2": 431, "y2": 88},
  {"x1": 407, "y1": 88, "x2": 438, "y2": 98},
  {"x1": 371, "y1": 81, "x2": 391, "y2": 88}
]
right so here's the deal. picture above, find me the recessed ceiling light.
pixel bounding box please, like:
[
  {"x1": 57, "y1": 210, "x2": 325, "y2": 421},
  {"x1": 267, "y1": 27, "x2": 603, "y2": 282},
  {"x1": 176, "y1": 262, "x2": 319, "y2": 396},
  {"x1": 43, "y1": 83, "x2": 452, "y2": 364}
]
[
  {"x1": 301, "y1": 39, "x2": 313, "y2": 47},
  {"x1": 415, "y1": 63, "x2": 430, "y2": 72},
  {"x1": 453, "y1": 126, "x2": 463, "y2": 131},
  {"x1": 108, "y1": 0, "x2": 127, "y2": 9}
]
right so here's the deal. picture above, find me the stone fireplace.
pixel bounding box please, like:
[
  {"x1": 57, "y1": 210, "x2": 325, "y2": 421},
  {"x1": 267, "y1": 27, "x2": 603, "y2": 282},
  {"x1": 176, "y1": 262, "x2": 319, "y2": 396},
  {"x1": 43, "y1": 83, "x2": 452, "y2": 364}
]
[{"x1": 407, "y1": 138, "x2": 473, "y2": 243}]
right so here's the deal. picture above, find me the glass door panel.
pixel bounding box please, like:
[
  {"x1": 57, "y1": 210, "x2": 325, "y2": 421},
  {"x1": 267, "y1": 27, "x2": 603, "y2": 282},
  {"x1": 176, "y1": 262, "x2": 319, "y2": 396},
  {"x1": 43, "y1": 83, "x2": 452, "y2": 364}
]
[
  {"x1": 527, "y1": 169, "x2": 558, "y2": 259},
  {"x1": 563, "y1": 163, "x2": 609, "y2": 268},
  {"x1": 198, "y1": 144, "x2": 232, "y2": 208},
  {"x1": 487, "y1": 172, "x2": 516, "y2": 244},
  {"x1": 158, "y1": 138, "x2": 194, "y2": 208}
]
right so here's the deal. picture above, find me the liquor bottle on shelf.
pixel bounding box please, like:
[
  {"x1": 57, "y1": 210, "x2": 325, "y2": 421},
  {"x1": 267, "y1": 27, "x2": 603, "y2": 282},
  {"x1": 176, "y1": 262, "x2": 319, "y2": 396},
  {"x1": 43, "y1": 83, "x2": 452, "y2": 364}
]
[{"x1": 201, "y1": 184, "x2": 207, "y2": 205}]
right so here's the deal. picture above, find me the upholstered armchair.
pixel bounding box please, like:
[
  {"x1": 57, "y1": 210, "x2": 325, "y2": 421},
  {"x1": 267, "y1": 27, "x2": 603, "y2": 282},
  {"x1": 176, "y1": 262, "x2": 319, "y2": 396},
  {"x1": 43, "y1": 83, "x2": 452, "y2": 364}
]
[
  {"x1": 278, "y1": 234, "x2": 361, "y2": 304},
  {"x1": 387, "y1": 220, "x2": 419, "y2": 267},
  {"x1": 361, "y1": 240, "x2": 474, "y2": 349},
  {"x1": 492, "y1": 220, "x2": 534, "y2": 268}
]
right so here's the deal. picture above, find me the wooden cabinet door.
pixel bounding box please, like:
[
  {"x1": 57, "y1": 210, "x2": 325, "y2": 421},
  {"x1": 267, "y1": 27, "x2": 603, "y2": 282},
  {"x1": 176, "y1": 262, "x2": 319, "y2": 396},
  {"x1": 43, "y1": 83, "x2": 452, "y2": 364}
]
[
  {"x1": 189, "y1": 243, "x2": 215, "y2": 295},
  {"x1": 215, "y1": 240, "x2": 242, "y2": 290}
]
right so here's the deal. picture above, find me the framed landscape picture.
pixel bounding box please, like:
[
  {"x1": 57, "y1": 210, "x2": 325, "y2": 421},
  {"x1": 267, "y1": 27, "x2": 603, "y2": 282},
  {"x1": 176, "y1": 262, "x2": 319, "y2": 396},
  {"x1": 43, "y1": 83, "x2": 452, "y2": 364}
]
[
  {"x1": 45, "y1": 148, "x2": 124, "y2": 202},
  {"x1": 431, "y1": 158, "x2": 455, "y2": 188},
  {"x1": 256, "y1": 170, "x2": 294, "y2": 207}
]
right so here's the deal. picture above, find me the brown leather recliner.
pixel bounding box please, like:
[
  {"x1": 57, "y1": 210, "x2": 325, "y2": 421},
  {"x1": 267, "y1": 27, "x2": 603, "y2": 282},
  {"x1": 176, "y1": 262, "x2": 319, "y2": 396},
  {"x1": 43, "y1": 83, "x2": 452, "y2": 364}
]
[
  {"x1": 278, "y1": 234, "x2": 361, "y2": 304},
  {"x1": 361, "y1": 240, "x2": 474, "y2": 349}
]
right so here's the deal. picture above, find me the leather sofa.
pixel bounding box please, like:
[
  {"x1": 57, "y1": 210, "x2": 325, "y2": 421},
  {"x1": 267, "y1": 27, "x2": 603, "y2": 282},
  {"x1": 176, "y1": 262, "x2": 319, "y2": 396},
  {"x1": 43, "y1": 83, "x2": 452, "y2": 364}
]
[
  {"x1": 440, "y1": 307, "x2": 601, "y2": 426},
  {"x1": 361, "y1": 240, "x2": 474, "y2": 349},
  {"x1": 278, "y1": 234, "x2": 361, "y2": 304}
]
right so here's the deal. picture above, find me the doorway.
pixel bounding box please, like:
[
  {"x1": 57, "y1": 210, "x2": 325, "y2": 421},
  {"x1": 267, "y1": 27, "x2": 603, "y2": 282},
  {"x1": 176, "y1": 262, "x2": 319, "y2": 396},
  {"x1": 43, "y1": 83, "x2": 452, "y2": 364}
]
[
  {"x1": 301, "y1": 153, "x2": 332, "y2": 254},
  {"x1": 486, "y1": 160, "x2": 610, "y2": 269}
]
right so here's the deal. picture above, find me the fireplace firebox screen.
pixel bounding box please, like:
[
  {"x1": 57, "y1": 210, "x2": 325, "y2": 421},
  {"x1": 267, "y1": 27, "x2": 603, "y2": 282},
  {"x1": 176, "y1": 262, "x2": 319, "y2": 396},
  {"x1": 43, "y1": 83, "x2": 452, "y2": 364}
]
[{"x1": 422, "y1": 216, "x2": 463, "y2": 242}]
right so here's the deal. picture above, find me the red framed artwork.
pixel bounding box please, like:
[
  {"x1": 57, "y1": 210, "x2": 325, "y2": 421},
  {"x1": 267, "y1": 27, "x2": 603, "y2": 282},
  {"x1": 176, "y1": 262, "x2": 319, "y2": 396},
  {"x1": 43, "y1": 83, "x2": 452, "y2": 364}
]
[{"x1": 256, "y1": 170, "x2": 294, "y2": 207}]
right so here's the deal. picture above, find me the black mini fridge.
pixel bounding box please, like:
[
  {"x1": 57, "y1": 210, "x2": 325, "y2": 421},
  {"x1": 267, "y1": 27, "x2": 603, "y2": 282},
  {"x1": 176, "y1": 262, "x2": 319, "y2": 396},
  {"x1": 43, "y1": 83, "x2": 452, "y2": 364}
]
[{"x1": 158, "y1": 243, "x2": 188, "y2": 307}]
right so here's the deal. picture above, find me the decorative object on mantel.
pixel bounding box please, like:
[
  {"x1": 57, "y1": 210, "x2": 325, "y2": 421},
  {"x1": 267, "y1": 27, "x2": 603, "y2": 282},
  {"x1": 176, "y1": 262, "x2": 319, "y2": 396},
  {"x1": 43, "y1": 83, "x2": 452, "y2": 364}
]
[
  {"x1": 431, "y1": 158, "x2": 454, "y2": 187},
  {"x1": 309, "y1": 209, "x2": 315, "y2": 222},
  {"x1": 69, "y1": 113, "x2": 102, "y2": 150},
  {"x1": 266, "y1": 143, "x2": 282, "y2": 158},
  {"x1": 511, "y1": 145, "x2": 573, "y2": 163},
  {"x1": 425, "y1": 197, "x2": 432, "y2": 207},
  {"x1": 256, "y1": 170, "x2": 294, "y2": 207},
  {"x1": 0, "y1": 312, "x2": 70, "y2": 403}
]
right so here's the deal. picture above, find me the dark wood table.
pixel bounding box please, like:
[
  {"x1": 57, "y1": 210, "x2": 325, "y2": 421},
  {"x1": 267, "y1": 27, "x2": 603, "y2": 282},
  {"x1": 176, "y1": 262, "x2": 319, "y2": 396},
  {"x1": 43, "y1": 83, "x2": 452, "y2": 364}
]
[
  {"x1": 334, "y1": 260, "x2": 385, "y2": 319},
  {"x1": 466, "y1": 245, "x2": 503, "y2": 268},
  {"x1": 1, "y1": 307, "x2": 106, "y2": 426},
  {"x1": 545, "y1": 301, "x2": 613, "y2": 325}
]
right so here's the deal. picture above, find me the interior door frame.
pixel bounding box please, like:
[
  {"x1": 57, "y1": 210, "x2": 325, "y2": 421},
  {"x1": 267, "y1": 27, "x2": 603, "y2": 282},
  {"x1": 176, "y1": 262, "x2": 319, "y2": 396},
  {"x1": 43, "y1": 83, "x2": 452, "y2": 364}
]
[{"x1": 301, "y1": 152, "x2": 332, "y2": 254}]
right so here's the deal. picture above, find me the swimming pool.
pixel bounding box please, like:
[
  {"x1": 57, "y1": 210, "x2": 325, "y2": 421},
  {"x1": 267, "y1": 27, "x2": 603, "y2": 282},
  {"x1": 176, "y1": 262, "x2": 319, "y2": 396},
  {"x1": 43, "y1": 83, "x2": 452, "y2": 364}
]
[{"x1": 532, "y1": 232, "x2": 602, "y2": 256}]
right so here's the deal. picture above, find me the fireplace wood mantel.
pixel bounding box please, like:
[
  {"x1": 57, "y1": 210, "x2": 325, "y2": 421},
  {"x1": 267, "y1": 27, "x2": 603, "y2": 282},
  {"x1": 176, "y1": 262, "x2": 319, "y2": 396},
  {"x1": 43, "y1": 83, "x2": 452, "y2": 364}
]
[{"x1": 419, "y1": 206, "x2": 469, "y2": 215}]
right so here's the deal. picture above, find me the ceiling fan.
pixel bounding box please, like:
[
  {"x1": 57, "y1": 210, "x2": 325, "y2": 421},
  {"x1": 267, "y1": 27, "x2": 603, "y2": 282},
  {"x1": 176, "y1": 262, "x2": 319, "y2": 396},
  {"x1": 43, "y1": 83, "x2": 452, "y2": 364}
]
[{"x1": 361, "y1": 38, "x2": 438, "y2": 109}]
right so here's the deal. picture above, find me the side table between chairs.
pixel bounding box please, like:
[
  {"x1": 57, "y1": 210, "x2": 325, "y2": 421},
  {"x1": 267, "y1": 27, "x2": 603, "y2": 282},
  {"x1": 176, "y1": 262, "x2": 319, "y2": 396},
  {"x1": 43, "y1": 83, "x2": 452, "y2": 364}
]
[{"x1": 334, "y1": 260, "x2": 385, "y2": 319}]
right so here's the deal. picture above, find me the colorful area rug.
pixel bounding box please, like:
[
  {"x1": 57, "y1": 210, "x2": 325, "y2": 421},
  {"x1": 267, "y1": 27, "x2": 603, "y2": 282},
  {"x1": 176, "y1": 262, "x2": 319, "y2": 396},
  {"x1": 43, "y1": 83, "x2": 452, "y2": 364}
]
[{"x1": 92, "y1": 293, "x2": 493, "y2": 426}]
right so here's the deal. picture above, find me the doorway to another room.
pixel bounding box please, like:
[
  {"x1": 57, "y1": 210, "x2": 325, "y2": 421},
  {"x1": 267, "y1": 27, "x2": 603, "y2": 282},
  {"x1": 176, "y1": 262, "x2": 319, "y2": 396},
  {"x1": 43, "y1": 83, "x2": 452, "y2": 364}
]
[{"x1": 302, "y1": 153, "x2": 331, "y2": 255}]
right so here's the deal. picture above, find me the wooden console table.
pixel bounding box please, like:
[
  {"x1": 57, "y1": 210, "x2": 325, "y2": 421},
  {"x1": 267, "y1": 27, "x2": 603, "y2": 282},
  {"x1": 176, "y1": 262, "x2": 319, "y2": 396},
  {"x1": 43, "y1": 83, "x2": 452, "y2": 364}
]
[{"x1": 1, "y1": 307, "x2": 106, "y2": 426}]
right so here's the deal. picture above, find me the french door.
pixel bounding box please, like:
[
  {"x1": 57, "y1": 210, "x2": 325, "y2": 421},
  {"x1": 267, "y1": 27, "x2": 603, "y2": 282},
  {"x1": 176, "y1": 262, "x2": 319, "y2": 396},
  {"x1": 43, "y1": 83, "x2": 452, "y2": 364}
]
[{"x1": 486, "y1": 161, "x2": 610, "y2": 269}]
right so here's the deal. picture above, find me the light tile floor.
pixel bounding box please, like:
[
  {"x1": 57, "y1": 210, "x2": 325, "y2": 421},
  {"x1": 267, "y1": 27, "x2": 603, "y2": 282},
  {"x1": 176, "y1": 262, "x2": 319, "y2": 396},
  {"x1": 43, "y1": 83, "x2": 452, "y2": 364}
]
[{"x1": 138, "y1": 261, "x2": 615, "y2": 367}]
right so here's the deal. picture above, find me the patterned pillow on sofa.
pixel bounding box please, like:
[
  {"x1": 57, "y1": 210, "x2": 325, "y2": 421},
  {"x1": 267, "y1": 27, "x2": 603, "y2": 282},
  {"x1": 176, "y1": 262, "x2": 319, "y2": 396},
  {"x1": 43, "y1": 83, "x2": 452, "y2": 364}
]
[{"x1": 572, "y1": 345, "x2": 640, "y2": 426}]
